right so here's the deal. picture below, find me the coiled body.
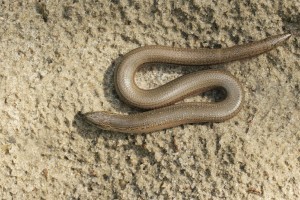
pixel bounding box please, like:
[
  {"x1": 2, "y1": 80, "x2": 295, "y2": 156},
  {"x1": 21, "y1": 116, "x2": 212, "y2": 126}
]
[{"x1": 83, "y1": 33, "x2": 291, "y2": 134}]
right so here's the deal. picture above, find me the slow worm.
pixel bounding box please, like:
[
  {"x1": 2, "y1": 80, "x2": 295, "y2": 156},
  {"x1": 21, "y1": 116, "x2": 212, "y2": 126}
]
[{"x1": 83, "y1": 33, "x2": 291, "y2": 134}]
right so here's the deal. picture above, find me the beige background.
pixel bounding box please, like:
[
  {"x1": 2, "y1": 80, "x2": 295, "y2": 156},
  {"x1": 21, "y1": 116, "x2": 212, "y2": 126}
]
[{"x1": 0, "y1": 0, "x2": 299, "y2": 199}]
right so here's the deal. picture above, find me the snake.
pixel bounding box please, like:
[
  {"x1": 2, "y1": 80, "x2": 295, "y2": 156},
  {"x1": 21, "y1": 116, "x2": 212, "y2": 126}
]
[{"x1": 82, "y1": 33, "x2": 291, "y2": 134}]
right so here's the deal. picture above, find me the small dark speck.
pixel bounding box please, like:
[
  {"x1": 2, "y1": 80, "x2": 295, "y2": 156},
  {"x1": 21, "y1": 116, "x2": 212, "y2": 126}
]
[
  {"x1": 245, "y1": 127, "x2": 249, "y2": 133},
  {"x1": 76, "y1": 13, "x2": 83, "y2": 23},
  {"x1": 111, "y1": 0, "x2": 120, "y2": 4},
  {"x1": 46, "y1": 57, "x2": 53, "y2": 64},
  {"x1": 63, "y1": 6, "x2": 73, "y2": 20},
  {"x1": 231, "y1": 35, "x2": 240, "y2": 44},
  {"x1": 256, "y1": 26, "x2": 262, "y2": 31},
  {"x1": 181, "y1": 31, "x2": 189, "y2": 40},
  {"x1": 211, "y1": 21, "x2": 219, "y2": 32},
  {"x1": 205, "y1": 168, "x2": 211, "y2": 177},
  {"x1": 212, "y1": 43, "x2": 222, "y2": 49},
  {"x1": 88, "y1": 184, "x2": 93, "y2": 192},
  {"x1": 8, "y1": 136, "x2": 16, "y2": 144},
  {"x1": 239, "y1": 163, "x2": 246, "y2": 172},
  {"x1": 35, "y1": 2, "x2": 49, "y2": 22},
  {"x1": 103, "y1": 174, "x2": 110, "y2": 181}
]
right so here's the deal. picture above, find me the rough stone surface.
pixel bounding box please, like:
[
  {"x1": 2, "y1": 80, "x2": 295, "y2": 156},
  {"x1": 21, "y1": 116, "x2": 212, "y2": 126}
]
[{"x1": 0, "y1": 0, "x2": 299, "y2": 199}]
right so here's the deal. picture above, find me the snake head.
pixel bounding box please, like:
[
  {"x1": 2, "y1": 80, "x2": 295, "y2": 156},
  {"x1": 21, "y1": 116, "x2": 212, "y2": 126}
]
[{"x1": 82, "y1": 111, "x2": 116, "y2": 131}]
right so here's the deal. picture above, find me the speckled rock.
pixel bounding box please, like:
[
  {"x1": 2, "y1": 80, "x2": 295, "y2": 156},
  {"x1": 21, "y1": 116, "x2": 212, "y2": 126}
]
[{"x1": 0, "y1": 0, "x2": 299, "y2": 199}]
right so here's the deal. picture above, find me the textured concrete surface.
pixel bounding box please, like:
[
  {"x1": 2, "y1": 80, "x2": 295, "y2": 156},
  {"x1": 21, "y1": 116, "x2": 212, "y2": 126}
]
[{"x1": 0, "y1": 0, "x2": 299, "y2": 199}]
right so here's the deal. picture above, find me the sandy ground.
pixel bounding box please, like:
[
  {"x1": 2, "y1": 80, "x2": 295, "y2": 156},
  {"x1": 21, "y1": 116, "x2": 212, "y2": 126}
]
[{"x1": 0, "y1": 0, "x2": 299, "y2": 199}]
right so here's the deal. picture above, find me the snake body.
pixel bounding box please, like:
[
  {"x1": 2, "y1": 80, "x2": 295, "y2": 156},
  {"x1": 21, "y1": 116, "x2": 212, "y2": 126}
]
[{"x1": 83, "y1": 33, "x2": 291, "y2": 134}]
